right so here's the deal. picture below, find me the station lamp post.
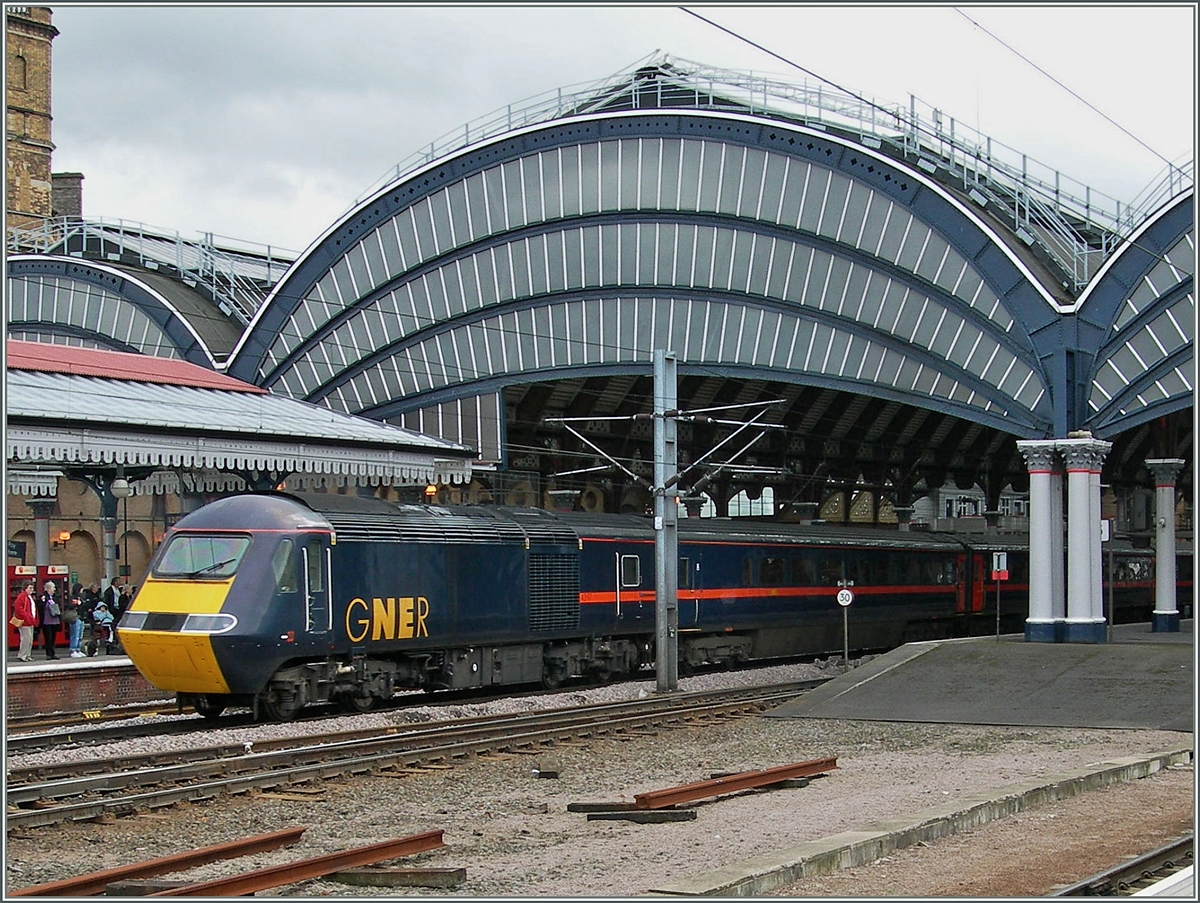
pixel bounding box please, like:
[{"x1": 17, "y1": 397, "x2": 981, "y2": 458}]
[{"x1": 103, "y1": 475, "x2": 134, "y2": 588}]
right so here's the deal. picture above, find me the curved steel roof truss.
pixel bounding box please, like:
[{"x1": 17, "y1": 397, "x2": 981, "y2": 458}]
[
  {"x1": 1080, "y1": 192, "x2": 1194, "y2": 438},
  {"x1": 6, "y1": 256, "x2": 218, "y2": 367},
  {"x1": 306, "y1": 290, "x2": 1050, "y2": 436},
  {"x1": 234, "y1": 114, "x2": 1063, "y2": 443}
]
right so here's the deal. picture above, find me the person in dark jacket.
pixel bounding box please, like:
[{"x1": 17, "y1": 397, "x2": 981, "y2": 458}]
[{"x1": 39, "y1": 580, "x2": 62, "y2": 660}]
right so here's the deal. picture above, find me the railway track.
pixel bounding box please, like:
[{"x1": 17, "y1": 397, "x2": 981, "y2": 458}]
[
  {"x1": 5, "y1": 681, "x2": 817, "y2": 831},
  {"x1": 1053, "y1": 834, "x2": 1194, "y2": 896},
  {"x1": 5, "y1": 658, "x2": 837, "y2": 750}
]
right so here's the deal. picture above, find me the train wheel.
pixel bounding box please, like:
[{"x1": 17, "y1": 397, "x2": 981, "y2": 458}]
[
  {"x1": 337, "y1": 693, "x2": 376, "y2": 714},
  {"x1": 191, "y1": 695, "x2": 226, "y2": 720},
  {"x1": 261, "y1": 686, "x2": 303, "y2": 722},
  {"x1": 541, "y1": 664, "x2": 566, "y2": 690},
  {"x1": 589, "y1": 662, "x2": 612, "y2": 685}
]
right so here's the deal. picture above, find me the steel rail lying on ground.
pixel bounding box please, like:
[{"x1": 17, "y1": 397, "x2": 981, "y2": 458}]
[
  {"x1": 7, "y1": 827, "x2": 307, "y2": 897},
  {"x1": 147, "y1": 831, "x2": 446, "y2": 897},
  {"x1": 633, "y1": 757, "x2": 839, "y2": 809}
]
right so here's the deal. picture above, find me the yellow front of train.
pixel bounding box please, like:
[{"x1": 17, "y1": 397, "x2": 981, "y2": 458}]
[
  {"x1": 120, "y1": 576, "x2": 236, "y2": 694},
  {"x1": 120, "y1": 527, "x2": 252, "y2": 695}
]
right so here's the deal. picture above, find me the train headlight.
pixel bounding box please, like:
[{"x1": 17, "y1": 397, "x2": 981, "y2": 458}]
[
  {"x1": 180, "y1": 613, "x2": 238, "y2": 634},
  {"x1": 120, "y1": 611, "x2": 148, "y2": 631}
]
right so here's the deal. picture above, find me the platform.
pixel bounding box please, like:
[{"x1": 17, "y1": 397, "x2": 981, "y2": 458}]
[
  {"x1": 4, "y1": 646, "x2": 167, "y2": 718},
  {"x1": 768, "y1": 621, "x2": 1194, "y2": 732}
]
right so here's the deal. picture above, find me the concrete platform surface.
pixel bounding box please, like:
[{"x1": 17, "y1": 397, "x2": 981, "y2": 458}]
[
  {"x1": 648, "y1": 747, "x2": 1193, "y2": 897},
  {"x1": 769, "y1": 621, "x2": 1194, "y2": 732}
]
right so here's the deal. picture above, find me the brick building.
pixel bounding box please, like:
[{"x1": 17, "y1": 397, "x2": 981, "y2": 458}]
[{"x1": 5, "y1": 5, "x2": 58, "y2": 230}]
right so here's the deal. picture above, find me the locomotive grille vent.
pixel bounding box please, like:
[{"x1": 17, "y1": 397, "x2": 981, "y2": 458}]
[{"x1": 528, "y1": 553, "x2": 580, "y2": 632}]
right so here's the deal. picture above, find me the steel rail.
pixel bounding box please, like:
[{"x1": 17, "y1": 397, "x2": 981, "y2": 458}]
[
  {"x1": 147, "y1": 831, "x2": 445, "y2": 897},
  {"x1": 12, "y1": 687, "x2": 791, "y2": 804},
  {"x1": 633, "y1": 757, "x2": 839, "y2": 809},
  {"x1": 6, "y1": 686, "x2": 806, "y2": 829},
  {"x1": 7, "y1": 680, "x2": 823, "y2": 785},
  {"x1": 1051, "y1": 834, "x2": 1193, "y2": 896},
  {"x1": 8, "y1": 827, "x2": 307, "y2": 897},
  {"x1": 6, "y1": 672, "x2": 829, "y2": 755},
  {"x1": 5, "y1": 702, "x2": 186, "y2": 736}
]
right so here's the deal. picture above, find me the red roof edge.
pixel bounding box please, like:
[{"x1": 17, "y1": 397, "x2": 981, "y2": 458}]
[{"x1": 5, "y1": 340, "x2": 266, "y2": 393}]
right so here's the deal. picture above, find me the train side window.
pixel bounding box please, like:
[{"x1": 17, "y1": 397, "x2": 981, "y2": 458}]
[
  {"x1": 678, "y1": 557, "x2": 691, "y2": 589},
  {"x1": 819, "y1": 558, "x2": 843, "y2": 585},
  {"x1": 941, "y1": 560, "x2": 958, "y2": 584},
  {"x1": 272, "y1": 539, "x2": 298, "y2": 593},
  {"x1": 620, "y1": 554, "x2": 641, "y2": 587},
  {"x1": 919, "y1": 559, "x2": 942, "y2": 584},
  {"x1": 742, "y1": 556, "x2": 753, "y2": 585},
  {"x1": 791, "y1": 556, "x2": 816, "y2": 585},
  {"x1": 761, "y1": 556, "x2": 786, "y2": 586},
  {"x1": 843, "y1": 558, "x2": 864, "y2": 586},
  {"x1": 305, "y1": 539, "x2": 324, "y2": 592}
]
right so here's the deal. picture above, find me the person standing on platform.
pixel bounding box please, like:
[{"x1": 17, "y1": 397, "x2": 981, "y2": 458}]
[
  {"x1": 81, "y1": 582, "x2": 101, "y2": 629},
  {"x1": 104, "y1": 579, "x2": 127, "y2": 652},
  {"x1": 11, "y1": 581, "x2": 38, "y2": 661},
  {"x1": 39, "y1": 580, "x2": 62, "y2": 660},
  {"x1": 103, "y1": 579, "x2": 123, "y2": 619},
  {"x1": 64, "y1": 586, "x2": 85, "y2": 657}
]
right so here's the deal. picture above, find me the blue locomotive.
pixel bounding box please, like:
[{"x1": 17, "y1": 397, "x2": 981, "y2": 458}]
[{"x1": 119, "y1": 492, "x2": 1189, "y2": 720}]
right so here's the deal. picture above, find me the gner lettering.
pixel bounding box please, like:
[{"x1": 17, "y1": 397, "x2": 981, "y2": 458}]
[{"x1": 345, "y1": 596, "x2": 430, "y2": 642}]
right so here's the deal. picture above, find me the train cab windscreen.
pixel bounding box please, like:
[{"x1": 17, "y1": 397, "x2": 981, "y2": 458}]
[{"x1": 154, "y1": 534, "x2": 251, "y2": 579}]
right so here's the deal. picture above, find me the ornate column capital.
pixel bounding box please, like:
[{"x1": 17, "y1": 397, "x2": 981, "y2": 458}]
[
  {"x1": 1015, "y1": 440, "x2": 1058, "y2": 472},
  {"x1": 1145, "y1": 458, "x2": 1186, "y2": 486},
  {"x1": 1056, "y1": 437, "x2": 1112, "y2": 472},
  {"x1": 26, "y1": 498, "x2": 57, "y2": 516}
]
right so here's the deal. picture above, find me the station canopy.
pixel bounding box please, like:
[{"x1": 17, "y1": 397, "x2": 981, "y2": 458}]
[{"x1": 5, "y1": 340, "x2": 475, "y2": 495}]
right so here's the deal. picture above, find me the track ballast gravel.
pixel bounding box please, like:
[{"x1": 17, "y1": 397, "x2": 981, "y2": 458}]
[{"x1": 5, "y1": 659, "x2": 1193, "y2": 897}]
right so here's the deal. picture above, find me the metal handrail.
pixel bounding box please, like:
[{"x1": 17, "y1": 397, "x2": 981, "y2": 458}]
[
  {"x1": 357, "y1": 54, "x2": 1192, "y2": 293},
  {"x1": 6, "y1": 217, "x2": 297, "y2": 322}
]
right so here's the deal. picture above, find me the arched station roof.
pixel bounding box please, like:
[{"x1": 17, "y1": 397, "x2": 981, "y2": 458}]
[
  {"x1": 6, "y1": 254, "x2": 240, "y2": 366},
  {"x1": 232, "y1": 109, "x2": 1066, "y2": 441},
  {"x1": 10, "y1": 58, "x2": 1193, "y2": 511},
  {"x1": 1075, "y1": 190, "x2": 1194, "y2": 485},
  {"x1": 224, "y1": 58, "x2": 1191, "y2": 506}
]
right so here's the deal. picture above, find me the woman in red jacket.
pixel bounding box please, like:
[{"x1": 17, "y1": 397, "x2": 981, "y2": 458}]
[{"x1": 11, "y1": 581, "x2": 38, "y2": 662}]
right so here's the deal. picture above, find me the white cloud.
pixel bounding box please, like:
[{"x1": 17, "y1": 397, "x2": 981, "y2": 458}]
[{"x1": 46, "y1": 4, "x2": 1194, "y2": 251}]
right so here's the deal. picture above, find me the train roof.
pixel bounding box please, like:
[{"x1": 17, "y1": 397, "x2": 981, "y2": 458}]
[{"x1": 176, "y1": 493, "x2": 1191, "y2": 555}]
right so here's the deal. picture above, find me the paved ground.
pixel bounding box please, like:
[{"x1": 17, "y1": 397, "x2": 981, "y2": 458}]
[{"x1": 769, "y1": 622, "x2": 1193, "y2": 731}]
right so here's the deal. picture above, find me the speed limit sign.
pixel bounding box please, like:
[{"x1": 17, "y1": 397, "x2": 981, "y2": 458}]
[{"x1": 836, "y1": 588, "x2": 854, "y2": 607}]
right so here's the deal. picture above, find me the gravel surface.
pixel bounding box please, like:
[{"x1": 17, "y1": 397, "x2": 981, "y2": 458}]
[{"x1": 5, "y1": 659, "x2": 1194, "y2": 897}]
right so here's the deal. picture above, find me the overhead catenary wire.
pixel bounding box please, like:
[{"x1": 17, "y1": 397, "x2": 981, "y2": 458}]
[{"x1": 950, "y1": 7, "x2": 1183, "y2": 174}]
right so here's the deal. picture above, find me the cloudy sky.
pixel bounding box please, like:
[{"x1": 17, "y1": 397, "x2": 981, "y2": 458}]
[{"x1": 48, "y1": 4, "x2": 1195, "y2": 254}]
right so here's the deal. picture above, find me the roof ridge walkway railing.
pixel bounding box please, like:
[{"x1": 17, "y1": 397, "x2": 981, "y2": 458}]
[
  {"x1": 6, "y1": 217, "x2": 299, "y2": 324},
  {"x1": 355, "y1": 53, "x2": 1193, "y2": 293}
]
